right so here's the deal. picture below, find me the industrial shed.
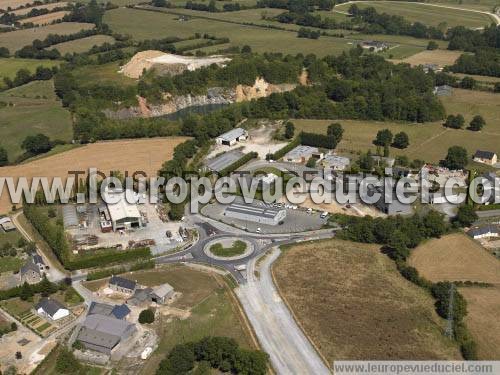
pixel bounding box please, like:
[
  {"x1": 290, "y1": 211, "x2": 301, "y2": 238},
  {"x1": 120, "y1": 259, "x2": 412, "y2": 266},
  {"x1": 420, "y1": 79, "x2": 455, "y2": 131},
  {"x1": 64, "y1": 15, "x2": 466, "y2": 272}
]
[
  {"x1": 102, "y1": 189, "x2": 143, "y2": 231},
  {"x1": 62, "y1": 205, "x2": 78, "y2": 229},
  {"x1": 224, "y1": 202, "x2": 286, "y2": 226},
  {"x1": 205, "y1": 150, "x2": 245, "y2": 173},
  {"x1": 216, "y1": 128, "x2": 248, "y2": 146}
]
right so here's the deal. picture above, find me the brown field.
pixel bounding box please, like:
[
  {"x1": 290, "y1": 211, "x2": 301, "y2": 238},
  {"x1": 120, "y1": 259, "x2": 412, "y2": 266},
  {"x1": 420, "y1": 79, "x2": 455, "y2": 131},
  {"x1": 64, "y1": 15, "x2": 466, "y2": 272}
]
[
  {"x1": 0, "y1": 0, "x2": 31, "y2": 11},
  {"x1": 12, "y1": 2, "x2": 68, "y2": 16},
  {"x1": 273, "y1": 239, "x2": 460, "y2": 361},
  {"x1": 19, "y1": 10, "x2": 70, "y2": 25},
  {"x1": 394, "y1": 49, "x2": 462, "y2": 68},
  {"x1": 459, "y1": 287, "x2": 500, "y2": 360},
  {"x1": 409, "y1": 233, "x2": 500, "y2": 284},
  {"x1": 0, "y1": 22, "x2": 94, "y2": 52},
  {"x1": 0, "y1": 137, "x2": 188, "y2": 214}
]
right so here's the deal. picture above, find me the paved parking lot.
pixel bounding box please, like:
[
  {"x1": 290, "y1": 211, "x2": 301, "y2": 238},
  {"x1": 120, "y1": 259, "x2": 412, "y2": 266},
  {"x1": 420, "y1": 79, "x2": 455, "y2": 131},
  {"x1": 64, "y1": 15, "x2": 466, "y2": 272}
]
[{"x1": 201, "y1": 199, "x2": 326, "y2": 234}]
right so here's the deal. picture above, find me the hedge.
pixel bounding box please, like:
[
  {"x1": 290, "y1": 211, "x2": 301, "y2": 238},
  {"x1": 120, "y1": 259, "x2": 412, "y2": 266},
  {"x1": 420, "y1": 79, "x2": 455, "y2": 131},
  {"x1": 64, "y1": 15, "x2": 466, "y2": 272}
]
[
  {"x1": 300, "y1": 131, "x2": 338, "y2": 149},
  {"x1": 268, "y1": 137, "x2": 300, "y2": 161},
  {"x1": 65, "y1": 247, "x2": 151, "y2": 271},
  {"x1": 86, "y1": 260, "x2": 155, "y2": 281}
]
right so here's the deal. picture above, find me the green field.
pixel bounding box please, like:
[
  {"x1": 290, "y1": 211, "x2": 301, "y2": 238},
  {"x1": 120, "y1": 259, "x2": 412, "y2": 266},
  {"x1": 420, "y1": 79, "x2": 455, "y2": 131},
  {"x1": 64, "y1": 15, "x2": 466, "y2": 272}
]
[
  {"x1": 0, "y1": 22, "x2": 95, "y2": 53},
  {"x1": 335, "y1": 1, "x2": 494, "y2": 28},
  {"x1": 104, "y1": 8, "x2": 354, "y2": 56},
  {"x1": 0, "y1": 256, "x2": 23, "y2": 273},
  {"x1": 0, "y1": 58, "x2": 60, "y2": 89},
  {"x1": 293, "y1": 88, "x2": 500, "y2": 164},
  {"x1": 0, "y1": 80, "x2": 73, "y2": 161},
  {"x1": 72, "y1": 61, "x2": 136, "y2": 86},
  {"x1": 0, "y1": 229, "x2": 22, "y2": 247},
  {"x1": 49, "y1": 34, "x2": 116, "y2": 54},
  {"x1": 428, "y1": 0, "x2": 500, "y2": 12}
]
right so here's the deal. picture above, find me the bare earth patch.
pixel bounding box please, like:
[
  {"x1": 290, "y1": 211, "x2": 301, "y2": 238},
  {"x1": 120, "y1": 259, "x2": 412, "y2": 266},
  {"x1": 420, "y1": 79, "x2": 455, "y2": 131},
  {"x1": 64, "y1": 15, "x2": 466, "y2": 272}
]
[
  {"x1": 408, "y1": 233, "x2": 500, "y2": 284},
  {"x1": 273, "y1": 239, "x2": 460, "y2": 361},
  {"x1": 12, "y1": 2, "x2": 68, "y2": 16},
  {"x1": 459, "y1": 286, "x2": 500, "y2": 360},
  {"x1": 0, "y1": 137, "x2": 188, "y2": 214}
]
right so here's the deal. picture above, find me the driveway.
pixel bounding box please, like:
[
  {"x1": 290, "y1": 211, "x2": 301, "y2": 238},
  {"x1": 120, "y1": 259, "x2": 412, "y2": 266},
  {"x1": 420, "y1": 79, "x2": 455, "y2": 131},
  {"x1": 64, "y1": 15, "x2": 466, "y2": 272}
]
[{"x1": 236, "y1": 248, "x2": 331, "y2": 374}]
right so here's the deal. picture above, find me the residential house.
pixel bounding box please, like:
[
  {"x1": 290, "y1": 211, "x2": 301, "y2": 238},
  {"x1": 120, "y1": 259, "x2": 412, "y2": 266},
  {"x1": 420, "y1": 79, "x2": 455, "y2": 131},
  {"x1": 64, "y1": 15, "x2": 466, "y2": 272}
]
[
  {"x1": 109, "y1": 276, "x2": 137, "y2": 294},
  {"x1": 473, "y1": 150, "x2": 498, "y2": 166},
  {"x1": 36, "y1": 297, "x2": 70, "y2": 321},
  {"x1": 468, "y1": 225, "x2": 499, "y2": 239},
  {"x1": 19, "y1": 258, "x2": 42, "y2": 284}
]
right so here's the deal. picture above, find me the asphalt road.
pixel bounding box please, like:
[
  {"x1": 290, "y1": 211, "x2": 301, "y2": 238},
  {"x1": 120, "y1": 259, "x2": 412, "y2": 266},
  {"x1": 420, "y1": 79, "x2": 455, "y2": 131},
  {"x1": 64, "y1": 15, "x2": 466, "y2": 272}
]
[{"x1": 236, "y1": 248, "x2": 331, "y2": 374}]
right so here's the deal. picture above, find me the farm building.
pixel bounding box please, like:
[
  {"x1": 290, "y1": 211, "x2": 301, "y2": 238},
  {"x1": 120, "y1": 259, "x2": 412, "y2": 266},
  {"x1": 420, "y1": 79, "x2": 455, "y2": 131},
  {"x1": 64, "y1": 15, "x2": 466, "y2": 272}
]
[
  {"x1": 433, "y1": 85, "x2": 452, "y2": 96},
  {"x1": 473, "y1": 150, "x2": 498, "y2": 166},
  {"x1": 62, "y1": 205, "x2": 78, "y2": 229},
  {"x1": 0, "y1": 217, "x2": 15, "y2": 232},
  {"x1": 468, "y1": 225, "x2": 499, "y2": 239},
  {"x1": 224, "y1": 202, "x2": 286, "y2": 226},
  {"x1": 151, "y1": 283, "x2": 174, "y2": 304},
  {"x1": 321, "y1": 155, "x2": 350, "y2": 171},
  {"x1": 77, "y1": 314, "x2": 137, "y2": 354},
  {"x1": 19, "y1": 258, "x2": 42, "y2": 284},
  {"x1": 109, "y1": 275, "x2": 137, "y2": 294},
  {"x1": 88, "y1": 302, "x2": 131, "y2": 320},
  {"x1": 128, "y1": 287, "x2": 154, "y2": 306},
  {"x1": 36, "y1": 297, "x2": 69, "y2": 321},
  {"x1": 360, "y1": 40, "x2": 388, "y2": 52},
  {"x1": 422, "y1": 63, "x2": 441, "y2": 73},
  {"x1": 284, "y1": 145, "x2": 323, "y2": 163},
  {"x1": 216, "y1": 128, "x2": 248, "y2": 146},
  {"x1": 205, "y1": 150, "x2": 245, "y2": 173},
  {"x1": 102, "y1": 189, "x2": 143, "y2": 232}
]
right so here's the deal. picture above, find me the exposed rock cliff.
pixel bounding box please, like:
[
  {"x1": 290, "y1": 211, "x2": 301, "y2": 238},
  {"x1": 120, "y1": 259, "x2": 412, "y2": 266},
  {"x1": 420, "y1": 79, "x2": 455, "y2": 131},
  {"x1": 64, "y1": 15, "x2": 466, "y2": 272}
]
[{"x1": 104, "y1": 78, "x2": 296, "y2": 119}]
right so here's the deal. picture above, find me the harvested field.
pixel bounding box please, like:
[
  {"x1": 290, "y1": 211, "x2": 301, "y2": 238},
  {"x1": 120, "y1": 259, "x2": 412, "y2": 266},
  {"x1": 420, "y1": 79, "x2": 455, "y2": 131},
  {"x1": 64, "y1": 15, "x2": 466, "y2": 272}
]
[
  {"x1": 11, "y1": 2, "x2": 68, "y2": 16},
  {"x1": 395, "y1": 49, "x2": 462, "y2": 68},
  {"x1": 19, "y1": 10, "x2": 70, "y2": 25},
  {"x1": 459, "y1": 286, "x2": 500, "y2": 360},
  {"x1": 0, "y1": 137, "x2": 189, "y2": 213},
  {"x1": 273, "y1": 239, "x2": 460, "y2": 361},
  {"x1": 0, "y1": 22, "x2": 94, "y2": 52},
  {"x1": 0, "y1": 0, "x2": 31, "y2": 11},
  {"x1": 50, "y1": 34, "x2": 115, "y2": 54},
  {"x1": 409, "y1": 233, "x2": 500, "y2": 284}
]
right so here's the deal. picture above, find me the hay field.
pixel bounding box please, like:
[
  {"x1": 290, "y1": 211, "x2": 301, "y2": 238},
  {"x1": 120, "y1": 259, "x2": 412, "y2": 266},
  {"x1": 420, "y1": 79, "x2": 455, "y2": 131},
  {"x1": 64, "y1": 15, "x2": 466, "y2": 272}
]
[
  {"x1": 335, "y1": 1, "x2": 493, "y2": 28},
  {"x1": 11, "y1": 2, "x2": 68, "y2": 16},
  {"x1": 19, "y1": 10, "x2": 70, "y2": 25},
  {"x1": 273, "y1": 239, "x2": 460, "y2": 361},
  {"x1": 408, "y1": 233, "x2": 500, "y2": 284},
  {"x1": 0, "y1": 22, "x2": 94, "y2": 52},
  {"x1": 395, "y1": 50, "x2": 462, "y2": 67},
  {"x1": 50, "y1": 34, "x2": 115, "y2": 54},
  {"x1": 459, "y1": 287, "x2": 500, "y2": 360},
  {"x1": 0, "y1": 0, "x2": 31, "y2": 11},
  {"x1": 0, "y1": 137, "x2": 189, "y2": 213}
]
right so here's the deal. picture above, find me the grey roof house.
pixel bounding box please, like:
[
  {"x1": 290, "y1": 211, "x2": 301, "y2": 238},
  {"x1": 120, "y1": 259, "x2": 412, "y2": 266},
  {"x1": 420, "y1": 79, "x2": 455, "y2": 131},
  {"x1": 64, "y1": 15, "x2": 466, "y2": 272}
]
[
  {"x1": 36, "y1": 297, "x2": 69, "y2": 320},
  {"x1": 20, "y1": 258, "x2": 42, "y2": 284},
  {"x1": 109, "y1": 276, "x2": 137, "y2": 294}
]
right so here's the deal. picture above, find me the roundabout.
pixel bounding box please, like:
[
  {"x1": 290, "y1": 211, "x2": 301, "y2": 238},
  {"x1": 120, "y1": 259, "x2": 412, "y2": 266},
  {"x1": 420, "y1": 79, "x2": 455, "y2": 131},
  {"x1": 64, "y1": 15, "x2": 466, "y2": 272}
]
[{"x1": 204, "y1": 238, "x2": 254, "y2": 261}]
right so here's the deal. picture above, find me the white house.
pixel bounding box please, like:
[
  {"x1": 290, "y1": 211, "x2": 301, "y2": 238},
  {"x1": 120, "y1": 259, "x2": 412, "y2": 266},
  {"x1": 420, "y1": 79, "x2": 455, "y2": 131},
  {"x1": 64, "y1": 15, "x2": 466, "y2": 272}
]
[{"x1": 36, "y1": 297, "x2": 69, "y2": 321}]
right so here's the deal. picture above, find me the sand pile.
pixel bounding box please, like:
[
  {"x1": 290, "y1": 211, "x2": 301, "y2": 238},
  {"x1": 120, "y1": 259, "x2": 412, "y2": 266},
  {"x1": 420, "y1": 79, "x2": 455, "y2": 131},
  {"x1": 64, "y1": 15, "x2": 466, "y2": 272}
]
[{"x1": 120, "y1": 50, "x2": 231, "y2": 79}]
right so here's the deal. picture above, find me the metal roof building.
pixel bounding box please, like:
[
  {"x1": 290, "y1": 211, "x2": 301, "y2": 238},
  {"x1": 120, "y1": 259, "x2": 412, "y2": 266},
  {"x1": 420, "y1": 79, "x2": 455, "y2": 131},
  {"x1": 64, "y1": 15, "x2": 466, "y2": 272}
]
[
  {"x1": 284, "y1": 145, "x2": 323, "y2": 163},
  {"x1": 205, "y1": 150, "x2": 245, "y2": 173},
  {"x1": 77, "y1": 314, "x2": 136, "y2": 354},
  {"x1": 216, "y1": 128, "x2": 248, "y2": 146},
  {"x1": 102, "y1": 189, "x2": 143, "y2": 231},
  {"x1": 224, "y1": 202, "x2": 286, "y2": 226},
  {"x1": 62, "y1": 205, "x2": 78, "y2": 229}
]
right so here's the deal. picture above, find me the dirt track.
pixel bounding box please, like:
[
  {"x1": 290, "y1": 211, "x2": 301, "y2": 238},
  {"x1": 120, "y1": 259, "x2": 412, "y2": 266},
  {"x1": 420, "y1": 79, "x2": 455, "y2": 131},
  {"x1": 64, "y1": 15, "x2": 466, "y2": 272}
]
[{"x1": 0, "y1": 137, "x2": 188, "y2": 214}]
